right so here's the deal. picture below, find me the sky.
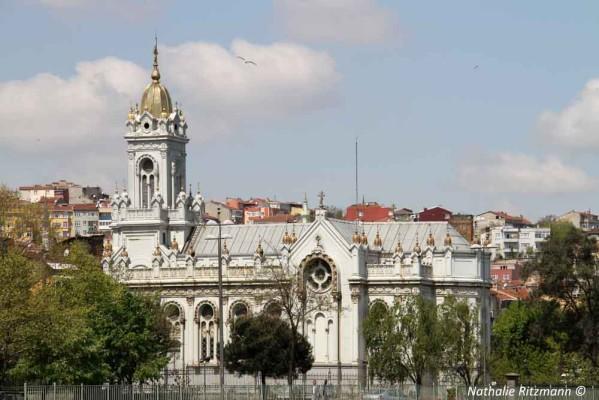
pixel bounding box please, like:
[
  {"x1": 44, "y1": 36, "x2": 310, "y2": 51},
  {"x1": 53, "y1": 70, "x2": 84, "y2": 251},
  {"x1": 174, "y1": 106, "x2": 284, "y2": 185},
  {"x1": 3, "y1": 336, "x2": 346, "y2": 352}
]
[{"x1": 1, "y1": 1, "x2": 599, "y2": 220}]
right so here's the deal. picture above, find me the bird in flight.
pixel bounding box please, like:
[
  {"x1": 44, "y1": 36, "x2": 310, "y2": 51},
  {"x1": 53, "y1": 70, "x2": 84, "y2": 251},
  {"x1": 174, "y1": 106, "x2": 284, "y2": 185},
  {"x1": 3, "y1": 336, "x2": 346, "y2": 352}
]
[
  {"x1": 473, "y1": 65, "x2": 479, "y2": 70},
  {"x1": 237, "y1": 55, "x2": 257, "y2": 66}
]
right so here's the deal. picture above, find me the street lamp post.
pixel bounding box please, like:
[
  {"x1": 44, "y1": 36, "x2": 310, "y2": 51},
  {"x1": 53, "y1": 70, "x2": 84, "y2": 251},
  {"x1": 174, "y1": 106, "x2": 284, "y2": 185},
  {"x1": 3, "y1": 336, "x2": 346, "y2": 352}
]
[
  {"x1": 217, "y1": 208, "x2": 225, "y2": 400},
  {"x1": 205, "y1": 208, "x2": 233, "y2": 400}
]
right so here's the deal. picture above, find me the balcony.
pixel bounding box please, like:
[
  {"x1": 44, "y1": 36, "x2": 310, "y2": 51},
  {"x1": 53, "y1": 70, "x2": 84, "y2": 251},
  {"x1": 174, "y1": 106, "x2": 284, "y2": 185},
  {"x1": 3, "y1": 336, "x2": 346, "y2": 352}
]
[{"x1": 115, "y1": 208, "x2": 167, "y2": 222}]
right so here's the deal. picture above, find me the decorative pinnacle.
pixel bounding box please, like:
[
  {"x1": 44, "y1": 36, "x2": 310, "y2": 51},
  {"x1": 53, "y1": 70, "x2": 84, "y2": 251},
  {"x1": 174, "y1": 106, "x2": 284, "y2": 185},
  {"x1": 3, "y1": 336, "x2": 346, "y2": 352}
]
[{"x1": 151, "y1": 35, "x2": 161, "y2": 82}]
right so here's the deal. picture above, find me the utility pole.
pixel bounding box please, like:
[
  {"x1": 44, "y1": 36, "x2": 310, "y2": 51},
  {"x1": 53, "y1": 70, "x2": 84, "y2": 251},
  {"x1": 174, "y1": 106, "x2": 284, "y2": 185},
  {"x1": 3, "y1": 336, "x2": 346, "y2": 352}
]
[{"x1": 217, "y1": 208, "x2": 225, "y2": 400}]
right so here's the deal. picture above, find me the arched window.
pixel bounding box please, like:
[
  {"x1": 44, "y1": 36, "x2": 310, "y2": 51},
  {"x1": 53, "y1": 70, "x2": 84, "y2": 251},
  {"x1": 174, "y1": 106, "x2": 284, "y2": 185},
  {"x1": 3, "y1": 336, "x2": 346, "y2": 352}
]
[
  {"x1": 138, "y1": 156, "x2": 158, "y2": 208},
  {"x1": 230, "y1": 302, "x2": 249, "y2": 322},
  {"x1": 197, "y1": 302, "x2": 216, "y2": 361},
  {"x1": 164, "y1": 303, "x2": 183, "y2": 352},
  {"x1": 368, "y1": 300, "x2": 389, "y2": 318},
  {"x1": 263, "y1": 302, "x2": 282, "y2": 319}
]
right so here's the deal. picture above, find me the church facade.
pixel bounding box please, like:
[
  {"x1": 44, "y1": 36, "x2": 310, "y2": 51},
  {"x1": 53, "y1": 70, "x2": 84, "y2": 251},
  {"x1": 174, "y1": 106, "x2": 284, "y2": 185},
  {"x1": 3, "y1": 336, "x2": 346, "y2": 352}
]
[{"x1": 102, "y1": 43, "x2": 492, "y2": 384}]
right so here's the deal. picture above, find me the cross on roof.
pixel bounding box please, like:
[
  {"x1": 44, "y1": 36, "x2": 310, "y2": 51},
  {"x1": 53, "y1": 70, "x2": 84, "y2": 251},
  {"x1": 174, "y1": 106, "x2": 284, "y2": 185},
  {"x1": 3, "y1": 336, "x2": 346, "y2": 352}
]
[{"x1": 318, "y1": 191, "x2": 325, "y2": 209}]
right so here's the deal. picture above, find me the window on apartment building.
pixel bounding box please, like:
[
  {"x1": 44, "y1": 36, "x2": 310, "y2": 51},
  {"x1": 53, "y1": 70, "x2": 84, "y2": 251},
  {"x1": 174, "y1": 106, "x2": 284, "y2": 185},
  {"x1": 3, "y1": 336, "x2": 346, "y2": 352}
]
[
  {"x1": 75, "y1": 221, "x2": 80, "y2": 227},
  {"x1": 63, "y1": 222, "x2": 68, "y2": 228},
  {"x1": 503, "y1": 273, "x2": 510, "y2": 281}
]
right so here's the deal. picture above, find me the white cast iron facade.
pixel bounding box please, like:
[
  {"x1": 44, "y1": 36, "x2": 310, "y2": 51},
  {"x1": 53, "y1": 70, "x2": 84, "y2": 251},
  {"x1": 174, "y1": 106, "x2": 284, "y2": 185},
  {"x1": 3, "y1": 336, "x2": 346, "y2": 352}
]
[{"x1": 103, "y1": 45, "x2": 492, "y2": 384}]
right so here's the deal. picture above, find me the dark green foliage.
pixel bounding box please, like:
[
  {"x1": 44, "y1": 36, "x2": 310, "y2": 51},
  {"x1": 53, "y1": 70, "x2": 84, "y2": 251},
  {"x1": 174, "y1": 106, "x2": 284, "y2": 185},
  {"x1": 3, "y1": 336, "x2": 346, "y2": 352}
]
[
  {"x1": 524, "y1": 224, "x2": 599, "y2": 369},
  {"x1": 224, "y1": 314, "x2": 313, "y2": 386},
  {"x1": 0, "y1": 241, "x2": 171, "y2": 384}
]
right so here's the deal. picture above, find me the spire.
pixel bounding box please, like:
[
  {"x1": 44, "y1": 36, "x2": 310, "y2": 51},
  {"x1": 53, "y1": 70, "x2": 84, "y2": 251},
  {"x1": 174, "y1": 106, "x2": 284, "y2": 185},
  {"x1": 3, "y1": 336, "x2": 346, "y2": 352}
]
[{"x1": 152, "y1": 35, "x2": 161, "y2": 82}]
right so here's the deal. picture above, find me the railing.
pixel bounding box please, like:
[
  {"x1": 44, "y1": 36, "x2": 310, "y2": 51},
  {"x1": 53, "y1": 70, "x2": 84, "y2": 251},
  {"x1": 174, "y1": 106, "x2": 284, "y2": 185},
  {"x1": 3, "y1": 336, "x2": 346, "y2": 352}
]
[
  {"x1": 120, "y1": 208, "x2": 167, "y2": 221},
  {"x1": 366, "y1": 264, "x2": 395, "y2": 276},
  {"x1": 6, "y1": 384, "x2": 599, "y2": 400}
]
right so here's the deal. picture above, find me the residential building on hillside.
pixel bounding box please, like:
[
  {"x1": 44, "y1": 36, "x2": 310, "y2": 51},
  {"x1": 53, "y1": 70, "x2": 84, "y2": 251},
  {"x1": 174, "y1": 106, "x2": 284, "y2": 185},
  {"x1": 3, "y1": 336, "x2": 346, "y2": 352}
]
[
  {"x1": 345, "y1": 202, "x2": 393, "y2": 222},
  {"x1": 19, "y1": 180, "x2": 102, "y2": 204},
  {"x1": 72, "y1": 204, "x2": 99, "y2": 236},
  {"x1": 488, "y1": 226, "x2": 549, "y2": 260},
  {"x1": 474, "y1": 211, "x2": 532, "y2": 242},
  {"x1": 98, "y1": 199, "x2": 112, "y2": 233},
  {"x1": 417, "y1": 206, "x2": 452, "y2": 222},
  {"x1": 490, "y1": 259, "x2": 524, "y2": 286},
  {"x1": 50, "y1": 204, "x2": 73, "y2": 239},
  {"x1": 394, "y1": 208, "x2": 414, "y2": 222},
  {"x1": 205, "y1": 200, "x2": 234, "y2": 222},
  {"x1": 558, "y1": 210, "x2": 599, "y2": 231},
  {"x1": 449, "y1": 214, "x2": 474, "y2": 243}
]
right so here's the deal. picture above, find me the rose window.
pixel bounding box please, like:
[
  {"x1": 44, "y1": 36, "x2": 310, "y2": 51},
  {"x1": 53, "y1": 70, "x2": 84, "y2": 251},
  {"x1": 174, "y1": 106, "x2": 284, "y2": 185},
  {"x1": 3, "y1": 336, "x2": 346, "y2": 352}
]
[{"x1": 305, "y1": 259, "x2": 333, "y2": 293}]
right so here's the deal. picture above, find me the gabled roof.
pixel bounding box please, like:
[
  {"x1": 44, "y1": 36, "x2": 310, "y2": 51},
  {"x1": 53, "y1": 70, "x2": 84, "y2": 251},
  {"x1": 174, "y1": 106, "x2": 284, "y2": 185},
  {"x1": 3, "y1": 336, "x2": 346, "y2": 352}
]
[
  {"x1": 191, "y1": 218, "x2": 473, "y2": 257},
  {"x1": 329, "y1": 219, "x2": 471, "y2": 252},
  {"x1": 193, "y1": 223, "x2": 310, "y2": 256}
]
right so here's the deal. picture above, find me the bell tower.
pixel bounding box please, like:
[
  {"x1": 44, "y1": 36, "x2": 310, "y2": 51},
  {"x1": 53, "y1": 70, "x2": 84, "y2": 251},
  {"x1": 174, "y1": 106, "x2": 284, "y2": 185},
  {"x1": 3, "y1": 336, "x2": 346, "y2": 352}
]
[
  {"x1": 106, "y1": 39, "x2": 203, "y2": 270},
  {"x1": 125, "y1": 38, "x2": 188, "y2": 209}
]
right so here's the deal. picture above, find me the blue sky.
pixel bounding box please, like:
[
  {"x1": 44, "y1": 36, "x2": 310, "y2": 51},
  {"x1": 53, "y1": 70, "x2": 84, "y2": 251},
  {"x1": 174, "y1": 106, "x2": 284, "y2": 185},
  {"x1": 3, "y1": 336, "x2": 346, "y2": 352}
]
[{"x1": 2, "y1": 0, "x2": 599, "y2": 220}]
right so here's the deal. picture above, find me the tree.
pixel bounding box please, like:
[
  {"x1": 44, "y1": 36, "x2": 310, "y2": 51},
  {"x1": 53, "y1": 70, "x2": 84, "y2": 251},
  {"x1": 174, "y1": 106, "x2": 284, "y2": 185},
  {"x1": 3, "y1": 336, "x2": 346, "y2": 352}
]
[
  {"x1": 3, "y1": 241, "x2": 172, "y2": 384},
  {"x1": 257, "y1": 243, "x2": 333, "y2": 387},
  {"x1": 224, "y1": 315, "x2": 313, "y2": 398},
  {"x1": 490, "y1": 300, "x2": 567, "y2": 384},
  {"x1": 523, "y1": 224, "x2": 599, "y2": 368},
  {"x1": 0, "y1": 249, "x2": 49, "y2": 384},
  {"x1": 363, "y1": 302, "x2": 407, "y2": 384},
  {"x1": 0, "y1": 185, "x2": 49, "y2": 246},
  {"x1": 439, "y1": 296, "x2": 483, "y2": 386},
  {"x1": 536, "y1": 215, "x2": 557, "y2": 228},
  {"x1": 363, "y1": 296, "x2": 443, "y2": 389}
]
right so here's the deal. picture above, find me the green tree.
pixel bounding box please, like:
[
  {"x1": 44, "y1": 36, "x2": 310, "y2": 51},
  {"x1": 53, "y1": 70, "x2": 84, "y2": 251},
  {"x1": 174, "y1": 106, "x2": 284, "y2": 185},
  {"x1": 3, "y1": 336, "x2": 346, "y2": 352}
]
[
  {"x1": 524, "y1": 224, "x2": 599, "y2": 368},
  {"x1": 224, "y1": 314, "x2": 313, "y2": 398},
  {"x1": 490, "y1": 300, "x2": 567, "y2": 384},
  {"x1": 5, "y1": 241, "x2": 171, "y2": 384},
  {"x1": 439, "y1": 296, "x2": 483, "y2": 386},
  {"x1": 363, "y1": 296, "x2": 443, "y2": 388},
  {"x1": 363, "y1": 302, "x2": 407, "y2": 384},
  {"x1": 0, "y1": 249, "x2": 49, "y2": 385}
]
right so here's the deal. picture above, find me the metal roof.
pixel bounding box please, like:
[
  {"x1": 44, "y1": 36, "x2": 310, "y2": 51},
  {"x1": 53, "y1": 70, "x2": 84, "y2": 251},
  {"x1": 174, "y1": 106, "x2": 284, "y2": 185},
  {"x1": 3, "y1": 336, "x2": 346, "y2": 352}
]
[{"x1": 192, "y1": 218, "x2": 472, "y2": 257}]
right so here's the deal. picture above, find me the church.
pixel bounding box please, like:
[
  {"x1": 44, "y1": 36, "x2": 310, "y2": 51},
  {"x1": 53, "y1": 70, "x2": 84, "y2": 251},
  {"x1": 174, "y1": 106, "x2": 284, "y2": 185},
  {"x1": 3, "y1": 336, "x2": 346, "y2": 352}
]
[{"x1": 102, "y1": 42, "x2": 492, "y2": 385}]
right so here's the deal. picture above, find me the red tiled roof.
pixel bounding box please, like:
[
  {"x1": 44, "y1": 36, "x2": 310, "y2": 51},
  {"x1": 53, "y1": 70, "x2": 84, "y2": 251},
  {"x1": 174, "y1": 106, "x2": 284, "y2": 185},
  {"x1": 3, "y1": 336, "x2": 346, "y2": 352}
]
[
  {"x1": 71, "y1": 203, "x2": 98, "y2": 211},
  {"x1": 492, "y1": 211, "x2": 532, "y2": 225},
  {"x1": 50, "y1": 204, "x2": 73, "y2": 212},
  {"x1": 491, "y1": 287, "x2": 530, "y2": 302},
  {"x1": 345, "y1": 203, "x2": 392, "y2": 222}
]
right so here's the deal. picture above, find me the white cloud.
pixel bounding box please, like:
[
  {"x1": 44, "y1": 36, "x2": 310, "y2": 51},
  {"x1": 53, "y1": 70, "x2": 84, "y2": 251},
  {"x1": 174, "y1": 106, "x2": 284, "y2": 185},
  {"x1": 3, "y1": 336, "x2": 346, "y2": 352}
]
[
  {"x1": 538, "y1": 79, "x2": 599, "y2": 149},
  {"x1": 0, "y1": 57, "x2": 146, "y2": 151},
  {"x1": 161, "y1": 40, "x2": 339, "y2": 131},
  {"x1": 458, "y1": 153, "x2": 596, "y2": 193},
  {"x1": 0, "y1": 40, "x2": 339, "y2": 188},
  {"x1": 274, "y1": 0, "x2": 398, "y2": 45}
]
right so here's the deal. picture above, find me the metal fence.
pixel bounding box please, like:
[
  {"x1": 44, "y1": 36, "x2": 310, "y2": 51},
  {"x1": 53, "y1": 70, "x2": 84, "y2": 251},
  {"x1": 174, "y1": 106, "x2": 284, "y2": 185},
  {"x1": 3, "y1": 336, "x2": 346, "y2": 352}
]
[
  {"x1": 4, "y1": 384, "x2": 599, "y2": 400},
  {"x1": 0, "y1": 384, "x2": 455, "y2": 400}
]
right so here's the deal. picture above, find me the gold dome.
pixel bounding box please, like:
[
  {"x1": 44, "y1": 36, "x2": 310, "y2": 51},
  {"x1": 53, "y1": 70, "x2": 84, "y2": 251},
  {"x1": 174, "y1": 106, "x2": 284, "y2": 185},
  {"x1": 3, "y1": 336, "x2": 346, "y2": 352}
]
[{"x1": 140, "y1": 39, "x2": 173, "y2": 119}]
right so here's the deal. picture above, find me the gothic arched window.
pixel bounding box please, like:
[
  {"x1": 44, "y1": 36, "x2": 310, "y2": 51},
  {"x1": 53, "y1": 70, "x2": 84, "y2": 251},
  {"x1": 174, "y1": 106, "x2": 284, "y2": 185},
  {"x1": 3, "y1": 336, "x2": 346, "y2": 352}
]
[
  {"x1": 139, "y1": 156, "x2": 158, "y2": 208},
  {"x1": 164, "y1": 303, "x2": 183, "y2": 352},
  {"x1": 230, "y1": 301, "x2": 250, "y2": 322},
  {"x1": 197, "y1": 303, "x2": 216, "y2": 361},
  {"x1": 263, "y1": 301, "x2": 282, "y2": 319}
]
